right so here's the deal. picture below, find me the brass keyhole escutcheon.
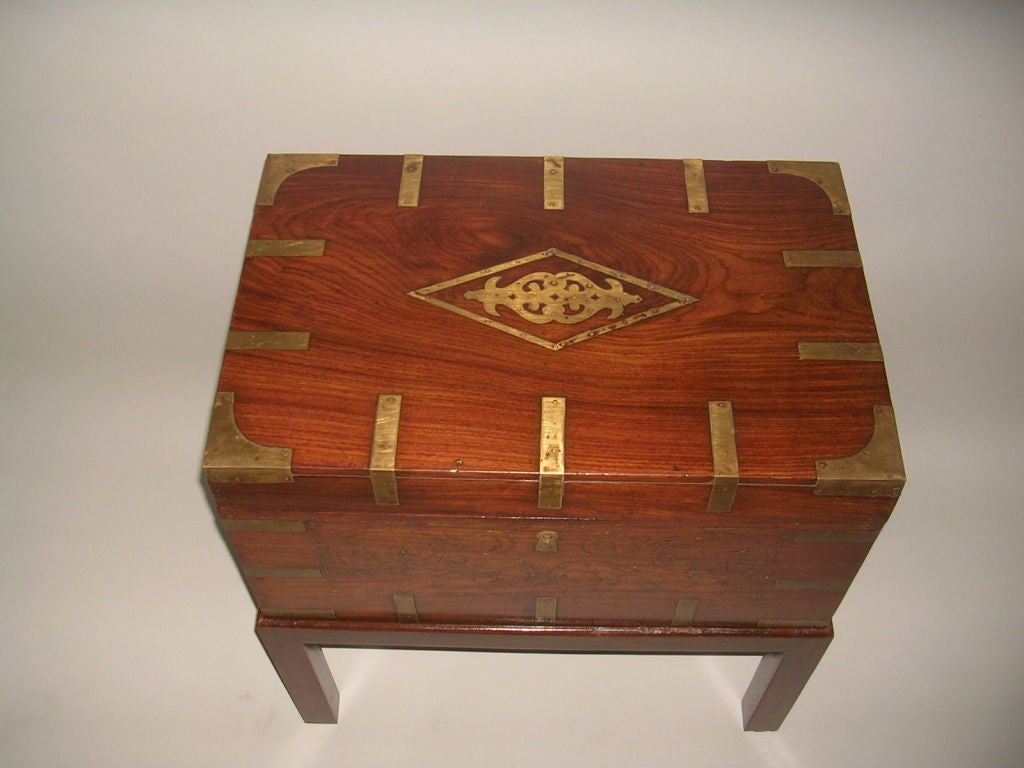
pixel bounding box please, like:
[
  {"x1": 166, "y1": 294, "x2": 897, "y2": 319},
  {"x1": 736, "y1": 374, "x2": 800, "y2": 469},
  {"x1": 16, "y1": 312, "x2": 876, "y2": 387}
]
[{"x1": 535, "y1": 530, "x2": 559, "y2": 553}]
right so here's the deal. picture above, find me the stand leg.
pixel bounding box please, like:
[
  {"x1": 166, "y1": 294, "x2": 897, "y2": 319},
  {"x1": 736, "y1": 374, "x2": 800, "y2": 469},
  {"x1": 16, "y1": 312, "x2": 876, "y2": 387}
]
[
  {"x1": 256, "y1": 623, "x2": 340, "y2": 724},
  {"x1": 741, "y1": 633, "x2": 832, "y2": 731}
]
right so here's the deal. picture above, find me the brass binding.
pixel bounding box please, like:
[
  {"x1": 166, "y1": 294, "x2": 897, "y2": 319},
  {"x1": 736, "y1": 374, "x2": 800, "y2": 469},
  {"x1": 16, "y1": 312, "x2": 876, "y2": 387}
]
[
  {"x1": 256, "y1": 154, "x2": 339, "y2": 206},
  {"x1": 370, "y1": 394, "x2": 403, "y2": 505},
  {"x1": 767, "y1": 160, "x2": 851, "y2": 215},
  {"x1": 815, "y1": 405, "x2": 905, "y2": 497},
  {"x1": 398, "y1": 154, "x2": 424, "y2": 207},
  {"x1": 203, "y1": 392, "x2": 293, "y2": 483},
  {"x1": 543, "y1": 156, "x2": 565, "y2": 210},
  {"x1": 683, "y1": 159, "x2": 709, "y2": 213},
  {"x1": 707, "y1": 401, "x2": 739, "y2": 514},
  {"x1": 538, "y1": 397, "x2": 566, "y2": 509}
]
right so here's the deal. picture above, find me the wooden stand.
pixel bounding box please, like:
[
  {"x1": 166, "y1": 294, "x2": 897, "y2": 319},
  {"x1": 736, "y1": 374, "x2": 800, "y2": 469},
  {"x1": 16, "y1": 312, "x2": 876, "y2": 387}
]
[{"x1": 255, "y1": 614, "x2": 832, "y2": 731}]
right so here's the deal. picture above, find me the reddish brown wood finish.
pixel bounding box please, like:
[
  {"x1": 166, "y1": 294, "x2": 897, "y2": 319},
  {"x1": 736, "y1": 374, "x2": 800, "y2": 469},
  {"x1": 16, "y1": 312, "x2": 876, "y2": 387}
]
[
  {"x1": 255, "y1": 615, "x2": 833, "y2": 731},
  {"x1": 207, "y1": 155, "x2": 902, "y2": 731},
  {"x1": 221, "y1": 156, "x2": 889, "y2": 484}
]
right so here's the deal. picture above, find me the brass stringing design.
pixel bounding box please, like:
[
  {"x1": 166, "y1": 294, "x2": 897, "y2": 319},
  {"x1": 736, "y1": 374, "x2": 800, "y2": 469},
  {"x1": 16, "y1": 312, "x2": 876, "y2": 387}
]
[
  {"x1": 464, "y1": 271, "x2": 641, "y2": 325},
  {"x1": 409, "y1": 248, "x2": 699, "y2": 351}
]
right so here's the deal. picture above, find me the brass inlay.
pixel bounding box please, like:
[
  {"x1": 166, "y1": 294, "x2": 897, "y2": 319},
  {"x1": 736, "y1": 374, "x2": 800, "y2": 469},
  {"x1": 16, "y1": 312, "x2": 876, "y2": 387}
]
[
  {"x1": 707, "y1": 401, "x2": 739, "y2": 514},
  {"x1": 783, "y1": 250, "x2": 862, "y2": 268},
  {"x1": 370, "y1": 394, "x2": 402, "y2": 505},
  {"x1": 774, "y1": 579, "x2": 852, "y2": 591},
  {"x1": 538, "y1": 397, "x2": 566, "y2": 510},
  {"x1": 219, "y1": 519, "x2": 307, "y2": 533},
  {"x1": 226, "y1": 331, "x2": 311, "y2": 351},
  {"x1": 793, "y1": 530, "x2": 878, "y2": 543},
  {"x1": 757, "y1": 619, "x2": 831, "y2": 628},
  {"x1": 465, "y1": 271, "x2": 641, "y2": 325},
  {"x1": 535, "y1": 530, "x2": 559, "y2": 553},
  {"x1": 543, "y1": 156, "x2": 564, "y2": 210},
  {"x1": 245, "y1": 239, "x2": 327, "y2": 258},
  {"x1": 392, "y1": 593, "x2": 419, "y2": 623},
  {"x1": 798, "y1": 342, "x2": 883, "y2": 362},
  {"x1": 262, "y1": 609, "x2": 337, "y2": 620},
  {"x1": 256, "y1": 154, "x2": 339, "y2": 206},
  {"x1": 398, "y1": 154, "x2": 424, "y2": 207},
  {"x1": 243, "y1": 567, "x2": 322, "y2": 579},
  {"x1": 535, "y1": 597, "x2": 558, "y2": 622},
  {"x1": 683, "y1": 159, "x2": 709, "y2": 213},
  {"x1": 815, "y1": 405, "x2": 905, "y2": 498},
  {"x1": 409, "y1": 248, "x2": 698, "y2": 351},
  {"x1": 203, "y1": 392, "x2": 293, "y2": 483},
  {"x1": 767, "y1": 160, "x2": 851, "y2": 215},
  {"x1": 672, "y1": 599, "x2": 699, "y2": 627}
]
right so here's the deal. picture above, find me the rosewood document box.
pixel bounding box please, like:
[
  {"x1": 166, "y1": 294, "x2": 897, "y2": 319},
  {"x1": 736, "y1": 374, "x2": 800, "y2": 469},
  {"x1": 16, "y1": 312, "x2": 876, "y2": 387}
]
[{"x1": 203, "y1": 154, "x2": 904, "y2": 730}]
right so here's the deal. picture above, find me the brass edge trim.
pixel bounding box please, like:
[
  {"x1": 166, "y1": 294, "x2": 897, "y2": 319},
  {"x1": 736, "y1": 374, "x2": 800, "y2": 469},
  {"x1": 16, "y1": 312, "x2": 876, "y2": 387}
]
[
  {"x1": 535, "y1": 597, "x2": 558, "y2": 622},
  {"x1": 707, "y1": 401, "x2": 739, "y2": 514},
  {"x1": 671, "y1": 599, "x2": 699, "y2": 627},
  {"x1": 408, "y1": 248, "x2": 699, "y2": 352},
  {"x1": 783, "y1": 250, "x2": 862, "y2": 268},
  {"x1": 793, "y1": 530, "x2": 878, "y2": 543},
  {"x1": 246, "y1": 239, "x2": 327, "y2": 258},
  {"x1": 815, "y1": 405, "x2": 906, "y2": 498},
  {"x1": 243, "y1": 568, "x2": 323, "y2": 579},
  {"x1": 767, "y1": 160, "x2": 851, "y2": 215},
  {"x1": 262, "y1": 609, "x2": 337, "y2": 619},
  {"x1": 538, "y1": 397, "x2": 566, "y2": 509},
  {"x1": 398, "y1": 154, "x2": 424, "y2": 207},
  {"x1": 256, "y1": 154, "x2": 339, "y2": 206},
  {"x1": 392, "y1": 593, "x2": 419, "y2": 623},
  {"x1": 798, "y1": 342, "x2": 883, "y2": 362},
  {"x1": 226, "y1": 331, "x2": 311, "y2": 351},
  {"x1": 203, "y1": 392, "x2": 293, "y2": 484},
  {"x1": 219, "y1": 519, "x2": 308, "y2": 533},
  {"x1": 543, "y1": 156, "x2": 565, "y2": 210},
  {"x1": 370, "y1": 394, "x2": 402, "y2": 505},
  {"x1": 683, "y1": 159, "x2": 709, "y2": 213},
  {"x1": 756, "y1": 619, "x2": 831, "y2": 628},
  {"x1": 774, "y1": 579, "x2": 852, "y2": 591}
]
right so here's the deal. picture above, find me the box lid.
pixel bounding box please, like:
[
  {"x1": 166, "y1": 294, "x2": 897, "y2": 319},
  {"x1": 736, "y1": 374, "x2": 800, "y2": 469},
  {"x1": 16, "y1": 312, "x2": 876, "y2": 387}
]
[{"x1": 204, "y1": 155, "x2": 904, "y2": 506}]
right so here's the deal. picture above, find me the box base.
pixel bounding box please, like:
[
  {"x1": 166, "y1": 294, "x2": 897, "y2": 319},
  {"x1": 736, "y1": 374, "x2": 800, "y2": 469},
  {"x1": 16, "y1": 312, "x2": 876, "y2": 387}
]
[{"x1": 255, "y1": 613, "x2": 833, "y2": 731}]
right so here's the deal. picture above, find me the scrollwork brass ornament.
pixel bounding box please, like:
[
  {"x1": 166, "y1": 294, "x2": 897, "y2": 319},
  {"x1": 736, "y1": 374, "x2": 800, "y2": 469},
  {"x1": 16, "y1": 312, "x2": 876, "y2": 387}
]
[{"x1": 464, "y1": 271, "x2": 642, "y2": 325}]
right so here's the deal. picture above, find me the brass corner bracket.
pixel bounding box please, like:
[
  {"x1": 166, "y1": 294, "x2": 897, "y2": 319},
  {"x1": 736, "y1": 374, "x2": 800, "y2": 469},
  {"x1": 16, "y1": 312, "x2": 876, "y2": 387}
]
[
  {"x1": 256, "y1": 154, "x2": 339, "y2": 206},
  {"x1": 815, "y1": 405, "x2": 905, "y2": 497},
  {"x1": 203, "y1": 392, "x2": 293, "y2": 483},
  {"x1": 767, "y1": 161, "x2": 851, "y2": 215}
]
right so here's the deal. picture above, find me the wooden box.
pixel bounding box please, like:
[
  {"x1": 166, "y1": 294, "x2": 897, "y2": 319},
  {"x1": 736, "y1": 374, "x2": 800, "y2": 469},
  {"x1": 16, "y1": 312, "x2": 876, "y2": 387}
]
[{"x1": 203, "y1": 154, "x2": 904, "y2": 730}]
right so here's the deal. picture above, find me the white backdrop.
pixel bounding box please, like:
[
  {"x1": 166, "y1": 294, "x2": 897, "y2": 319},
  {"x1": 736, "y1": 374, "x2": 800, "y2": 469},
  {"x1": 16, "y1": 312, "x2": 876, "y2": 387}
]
[{"x1": 2, "y1": 2, "x2": 1022, "y2": 766}]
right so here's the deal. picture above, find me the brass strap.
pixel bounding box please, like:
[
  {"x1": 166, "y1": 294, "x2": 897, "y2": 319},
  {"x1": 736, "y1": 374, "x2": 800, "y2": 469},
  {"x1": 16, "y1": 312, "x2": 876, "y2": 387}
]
[
  {"x1": 798, "y1": 342, "x2": 883, "y2": 362},
  {"x1": 671, "y1": 599, "x2": 699, "y2": 627},
  {"x1": 683, "y1": 159, "x2": 709, "y2": 213},
  {"x1": 535, "y1": 597, "x2": 558, "y2": 622},
  {"x1": 245, "y1": 239, "x2": 326, "y2": 258},
  {"x1": 226, "y1": 332, "x2": 310, "y2": 351},
  {"x1": 538, "y1": 397, "x2": 566, "y2": 509},
  {"x1": 370, "y1": 394, "x2": 402, "y2": 505},
  {"x1": 707, "y1": 401, "x2": 739, "y2": 514},
  {"x1": 815, "y1": 405, "x2": 905, "y2": 498},
  {"x1": 543, "y1": 156, "x2": 565, "y2": 210},
  {"x1": 392, "y1": 593, "x2": 419, "y2": 623},
  {"x1": 783, "y1": 250, "x2": 862, "y2": 268},
  {"x1": 398, "y1": 154, "x2": 424, "y2": 207}
]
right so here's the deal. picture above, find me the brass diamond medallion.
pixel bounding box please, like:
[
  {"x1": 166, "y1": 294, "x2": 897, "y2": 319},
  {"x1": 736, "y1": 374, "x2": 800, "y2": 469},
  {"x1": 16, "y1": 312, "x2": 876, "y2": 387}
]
[{"x1": 409, "y1": 249, "x2": 699, "y2": 350}]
